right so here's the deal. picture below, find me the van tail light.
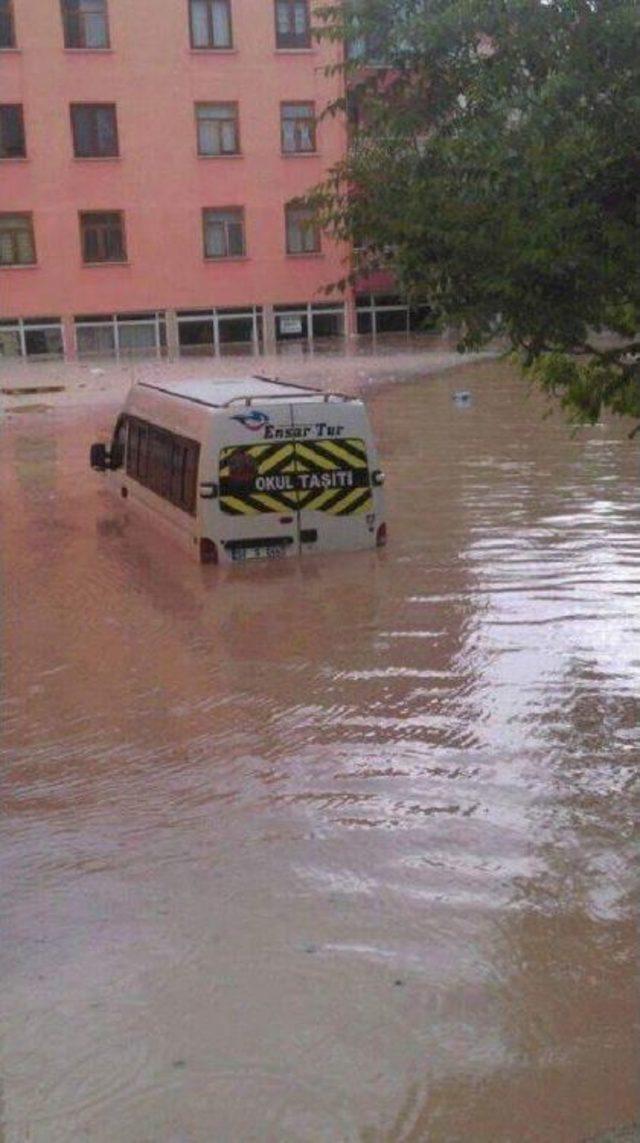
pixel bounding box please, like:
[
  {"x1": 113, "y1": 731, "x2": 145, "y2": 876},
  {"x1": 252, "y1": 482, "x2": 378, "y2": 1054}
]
[
  {"x1": 199, "y1": 538, "x2": 218, "y2": 565},
  {"x1": 376, "y1": 523, "x2": 388, "y2": 547}
]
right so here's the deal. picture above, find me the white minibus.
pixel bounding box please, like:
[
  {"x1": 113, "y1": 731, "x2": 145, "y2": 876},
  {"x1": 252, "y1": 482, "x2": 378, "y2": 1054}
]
[{"x1": 90, "y1": 376, "x2": 386, "y2": 564}]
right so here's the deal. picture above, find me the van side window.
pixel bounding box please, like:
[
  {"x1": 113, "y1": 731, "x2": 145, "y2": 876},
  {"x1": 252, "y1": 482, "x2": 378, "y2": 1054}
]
[
  {"x1": 110, "y1": 415, "x2": 127, "y2": 470},
  {"x1": 126, "y1": 416, "x2": 200, "y2": 515}
]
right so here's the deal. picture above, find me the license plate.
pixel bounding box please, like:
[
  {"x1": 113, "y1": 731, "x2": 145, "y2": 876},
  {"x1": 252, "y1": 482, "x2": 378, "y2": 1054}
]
[{"x1": 231, "y1": 545, "x2": 285, "y2": 562}]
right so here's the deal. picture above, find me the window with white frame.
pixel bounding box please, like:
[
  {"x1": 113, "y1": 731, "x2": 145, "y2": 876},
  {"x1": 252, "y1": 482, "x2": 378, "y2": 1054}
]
[
  {"x1": 355, "y1": 293, "x2": 434, "y2": 335},
  {"x1": 75, "y1": 312, "x2": 166, "y2": 358},
  {"x1": 281, "y1": 102, "x2": 315, "y2": 153},
  {"x1": 71, "y1": 104, "x2": 118, "y2": 157},
  {"x1": 274, "y1": 301, "x2": 345, "y2": 343},
  {"x1": 177, "y1": 307, "x2": 262, "y2": 356},
  {"x1": 61, "y1": 0, "x2": 110, "y2": 48},
  {"x1": 275, "y1": 0, "x2": 310, "y2": 48},
  {"x1": 0, "y1": 213, "x2": 36, "y2": 265},
  {"x1": 285, "y1": 203, "x2": 320, "y2": 254},
  {"x1": 203, "y1": 208, "x2": 245, "y2": 258},
  {"x1": 0, "y1": 317, "x2": 64, "y2": 358},
  {"x1": 80, "y1": 211, "x2": 126, "y2": 263},
  {"x1": 189, "y1": 0, "x2": 232, "y2": 48},
  {"x1": 196, "y1": 103, "x2": 239, "y2": 156}
]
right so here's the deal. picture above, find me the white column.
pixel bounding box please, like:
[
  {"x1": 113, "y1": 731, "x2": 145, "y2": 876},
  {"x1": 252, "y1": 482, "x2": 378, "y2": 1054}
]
[
  {"x1": 61, "y1": 315, "x2": 78, "y2": 361},
  {"x1": 262, "y1": 304, "x2": 276, "y2": 356},
  {"x1": 164, "y1": 309, "x2": 180, "y2": 360},
  {"x1": 344, "y1": 293, "x2": 358, "y2": 339}
]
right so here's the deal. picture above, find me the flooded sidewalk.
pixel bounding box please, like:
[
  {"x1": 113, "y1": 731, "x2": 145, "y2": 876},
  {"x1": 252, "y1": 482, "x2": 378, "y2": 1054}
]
[
  {"x1": 1, "y1": 355, "x2": 638, "y2": 1142},
  {"x1": 0, "y1": 335, "x2": 496, "y2": 416}
]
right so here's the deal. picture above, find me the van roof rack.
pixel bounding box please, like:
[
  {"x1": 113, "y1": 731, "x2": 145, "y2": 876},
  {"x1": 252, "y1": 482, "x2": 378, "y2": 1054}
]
[
  {"x1": 224, "y1": 391, "x2": 351, "y2": 407},
  {"x1": 136, "y1": 377, "x2": 353, "y2": 410}
]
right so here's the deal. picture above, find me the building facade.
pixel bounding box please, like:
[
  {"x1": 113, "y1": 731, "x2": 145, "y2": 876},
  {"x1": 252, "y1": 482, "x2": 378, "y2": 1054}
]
[{"x1": 0, "y1": 0, "x2": 368, "y2": 360}]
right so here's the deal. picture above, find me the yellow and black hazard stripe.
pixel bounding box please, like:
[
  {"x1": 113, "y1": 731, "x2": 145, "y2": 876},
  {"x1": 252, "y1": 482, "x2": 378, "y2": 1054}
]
[
  {"x1": 219, "y1": 438, "x2": 373, "y2": 516},
  {"x1": 219, "y1": 442, "x2": 298, "y2": 515},
  {"x1": 294, "y1": 438, "x2": 373, "y2": 516},
  {"x1": 294, "y1": 434, "x2": 374, "y2": 516}
]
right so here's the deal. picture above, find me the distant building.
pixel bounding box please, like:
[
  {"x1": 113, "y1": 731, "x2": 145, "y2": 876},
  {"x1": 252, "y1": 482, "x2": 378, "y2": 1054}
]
[
  {"x1": 0, "y1": 0, "x2": 343, "y2": 360},
  {"x1": 0, "y1": 0, "x2": 429, "y2": 362}
]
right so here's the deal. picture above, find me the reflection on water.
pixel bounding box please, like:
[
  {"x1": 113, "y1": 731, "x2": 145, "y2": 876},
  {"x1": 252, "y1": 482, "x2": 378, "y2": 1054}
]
[{"x1": 1, "y1": 359, "x2": 638, "y2": 1143}]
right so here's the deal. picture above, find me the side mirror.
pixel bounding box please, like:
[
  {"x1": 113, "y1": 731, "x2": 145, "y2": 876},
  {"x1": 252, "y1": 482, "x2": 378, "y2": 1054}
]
[{"x1": 90, "y1": 442, "x2": 108, "y2": 471}]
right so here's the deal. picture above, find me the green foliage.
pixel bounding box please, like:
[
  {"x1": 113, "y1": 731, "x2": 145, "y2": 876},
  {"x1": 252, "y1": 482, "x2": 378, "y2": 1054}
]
[{"x1": 312, "y1": 0, "x2": 640, "y2": 431}]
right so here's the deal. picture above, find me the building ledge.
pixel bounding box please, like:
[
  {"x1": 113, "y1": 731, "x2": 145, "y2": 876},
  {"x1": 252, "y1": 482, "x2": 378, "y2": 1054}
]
[
  {"x1": 189, "y1": 47, "x2": 238, "y2": 55},
  {"x1": 286, "y1": 251, "x2": 324, "y2": 259},
  {"x1": 64, "y1": 47, "x2": 114, "y2": 54},
  {"x1": 281, "y1": 151, "x2": 319, "y2": 159},
  {"x1": 0, "y1": 155, "x2": 28, "y2": 162},
  {"x1": 0, "y1": 263, "x2": 38, "y2": 270},
  {"x1": 81, "y1": 261, "x2": 130, "y2": 268},
  {"x1": 197, "y1": 153, "x2": 243, "y2": 160},
  {"x1": 73, "y1": 156, "x2": 121, "y2": 162},
  {"x1": 203, "y1": 256, "x2": 248, "y2": 263}
]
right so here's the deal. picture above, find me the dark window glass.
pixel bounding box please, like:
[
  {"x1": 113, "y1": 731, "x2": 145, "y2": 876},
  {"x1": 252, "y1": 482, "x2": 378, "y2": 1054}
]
[
  {"x1": 356, "y1": 310, "x2": 373, "y2": 335},
  {"x1": 126, "y1": 416, "x2": 200, "y2": 515},
  {"x1": 285, "y1": 204, "x2": 320, "y2": 254},
  {"x1": 24, "y1": 328, "x2": 64, "y2": 357},
  {"x1": 196, "y1": 103, "x2": 239, "y2": 156},
  {"x1": 0, "y1": 213, "x2": 36, "y2": 265},
  {"x1": 80, "y1": 211, "x2": 126, "y2": 263},
  {"x1": 127, "y1": 419, "x2": 149, "y2": 479},
  {"x1": 275, "y1": 0, "x2": 310, "y2": 48},
  {"x1": 71, "y1": 104, "x2": 118, "y2": 157},
  {"x1": 312, "y1": 311, "x2": 342, "y2": 338},
  {"x1": 376, "y1": 308, "x2": 408, "y2": 333},
  {"x1": 189, "y1": 0, "x2": 232, "y2": 48},
  {"x1": 218, "y1": 316, "x2": 253, "y2": 344},
  {"x1": 147, "y1": 428, "x2": 172, "y2": 498},
  {"x1": 281, "y1": 102, "x2": 315, "y2": 153},
  {"x1": 109, "y1": 414, "x2": 127, "y2": 468},
  {"x1": 0, "y1": 0, "x2": 15, "y2": 47},
  {"x1": 0, "y1": 105, "x2": 25, "y2": 158},
  {"x1": 61, "y1": 0, "x2": 110, "y2": 48},
  {"x1": 203, "y1": 208, "x2": 245, "y2": 258},
  {"x1": 178, "y1": 319, "x2": 215, "y2": 355}
]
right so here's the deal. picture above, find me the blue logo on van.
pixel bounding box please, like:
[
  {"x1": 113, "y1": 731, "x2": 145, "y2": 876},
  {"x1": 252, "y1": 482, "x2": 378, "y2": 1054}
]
[{"x1": 231, "y1": 410, "x2": 271, "y2": 432}]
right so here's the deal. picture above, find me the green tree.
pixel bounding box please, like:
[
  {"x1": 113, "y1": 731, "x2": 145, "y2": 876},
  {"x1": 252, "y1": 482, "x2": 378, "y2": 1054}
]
[{"x1": 313, "y1": 0, "x2": 640, "y2": 432}]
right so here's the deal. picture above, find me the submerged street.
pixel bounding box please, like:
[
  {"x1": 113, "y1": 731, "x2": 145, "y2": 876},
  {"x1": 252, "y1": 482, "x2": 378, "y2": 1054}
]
[{"x1": 1, "y1": 355, "x2": 638, "y2": 1141}]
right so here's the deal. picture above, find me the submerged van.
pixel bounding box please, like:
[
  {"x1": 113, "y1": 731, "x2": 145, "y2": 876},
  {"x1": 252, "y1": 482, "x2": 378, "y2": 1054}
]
[{"x1": 90, "y1": 376, "x2": 386, "y2": 564}]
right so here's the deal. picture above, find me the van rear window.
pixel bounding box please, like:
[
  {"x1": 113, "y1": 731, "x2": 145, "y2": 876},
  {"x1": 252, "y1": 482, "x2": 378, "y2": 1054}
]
[{"x1": 219, "y1": 439, "x2": 372, "y2": 515}]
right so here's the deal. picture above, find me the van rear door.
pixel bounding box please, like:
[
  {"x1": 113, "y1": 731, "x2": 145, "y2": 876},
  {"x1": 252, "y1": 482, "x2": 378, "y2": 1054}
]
[
  {"x1": 291, "y1": 400, "x2": 378, "y2": 553},
  {"x1": 215, "y1": 402, "x2": 298, "y2": 562}
]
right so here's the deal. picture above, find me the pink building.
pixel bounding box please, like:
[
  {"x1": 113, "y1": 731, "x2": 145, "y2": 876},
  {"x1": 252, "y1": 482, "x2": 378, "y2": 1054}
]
[{"x1": 0, "y1": 0, "x2": 367, "y2": 360}]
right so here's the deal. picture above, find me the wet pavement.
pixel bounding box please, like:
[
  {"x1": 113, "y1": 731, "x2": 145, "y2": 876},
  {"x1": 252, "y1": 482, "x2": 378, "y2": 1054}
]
[{"x1": 1, "y1": 354, "x2": 639, "y2": 1142}]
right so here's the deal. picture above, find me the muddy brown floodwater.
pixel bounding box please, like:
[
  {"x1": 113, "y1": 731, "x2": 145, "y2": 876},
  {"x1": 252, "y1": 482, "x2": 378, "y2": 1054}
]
[{"x1": 1, "y1": 357, "x2": 639, "y2": 1143}]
